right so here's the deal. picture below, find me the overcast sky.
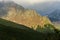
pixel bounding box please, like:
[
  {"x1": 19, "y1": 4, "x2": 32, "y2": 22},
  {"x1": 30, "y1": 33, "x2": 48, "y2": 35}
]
[
  {"x1": 11, "y1": 0, "x2": 60, "y2": 7},
  {"x1": 12, "y1": 0, "x2": 60, "y2": 4},
  {"x1": 0, "y1": 0, "x2": 60, "y2": 7},
  {"x1": 0, "y1": 0, "x2": 60, "y2": 4}
]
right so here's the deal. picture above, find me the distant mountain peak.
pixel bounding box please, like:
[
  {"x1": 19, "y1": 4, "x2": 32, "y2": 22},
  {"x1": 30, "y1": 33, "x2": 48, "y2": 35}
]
[{"x1": 48, "y1": 9, "x2": 60, "y2": 22}]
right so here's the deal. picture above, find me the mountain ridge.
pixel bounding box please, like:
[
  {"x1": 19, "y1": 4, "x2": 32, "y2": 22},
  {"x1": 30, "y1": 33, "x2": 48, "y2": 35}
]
[
  {"x1": 48, "y1": 9, "x2": 60, "y2": 22},
  {"x1": 0, "y1": 1, "x2": 52, "y2": 29}
]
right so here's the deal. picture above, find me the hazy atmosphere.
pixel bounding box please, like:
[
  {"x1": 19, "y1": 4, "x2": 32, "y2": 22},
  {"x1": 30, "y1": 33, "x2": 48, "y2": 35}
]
[{"x1": 13, "y1": 0, "x2": 60, "y2": 6}]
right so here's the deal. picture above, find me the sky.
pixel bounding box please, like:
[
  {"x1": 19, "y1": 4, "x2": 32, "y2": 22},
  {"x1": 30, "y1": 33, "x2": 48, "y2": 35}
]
[
  {"x1": 0, "y1": 0, "x2": 60, "y2": 4},
  {"x1": 0, "y1": 0, "x2": 60, "y2": 7},
  {"x1": 12, "y1": 0, "x2": 59, "y2": 4},
  {"x1": 11, "y1": 0, "x2": 60, "y2": 8}
]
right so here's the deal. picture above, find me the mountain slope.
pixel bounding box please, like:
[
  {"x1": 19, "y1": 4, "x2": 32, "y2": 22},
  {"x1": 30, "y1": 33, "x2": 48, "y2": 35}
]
[
  {"x1": 0, "y1": 1, "x2": 52, "y2": 29},
  {"x1": 0, "y1": 18, "x2": 59, "y2": 40},
  {"x1": 0, "y1": 18, "x2": 34, "y2": 31},
  {"x1": 48, "y1": 9, "x2": 60, "y2": 29},
  {"x1": 0, "y1": 1, "x2": 25, "y2": 17},
  {"x1": 0, "y1": 18, "x2": 41, "y2": 40},
  {"x1": 48, "y1": 9, "x2": 60, "y2": 22},
  {"x1": 2, "y1": 9, "x2": 52, "y2": 29}
]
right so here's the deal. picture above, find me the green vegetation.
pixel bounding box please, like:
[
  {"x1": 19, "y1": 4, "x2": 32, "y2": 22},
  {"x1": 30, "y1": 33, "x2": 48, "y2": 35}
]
[
  {"x1": 0, "y1": 18, "x2": 60, "y2": 40},
  {"x1": 36, "y1": 24, "x2": 55, "y2": 33},
  {"x1": 36, "y1": 24, "x2": 60, "y2": 40}
]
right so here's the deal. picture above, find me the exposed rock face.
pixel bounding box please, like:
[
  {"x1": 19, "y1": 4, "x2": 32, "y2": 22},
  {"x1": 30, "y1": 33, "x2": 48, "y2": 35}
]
[{"x1": 0, "y1": 1, "x2": 52, "y2": 29}]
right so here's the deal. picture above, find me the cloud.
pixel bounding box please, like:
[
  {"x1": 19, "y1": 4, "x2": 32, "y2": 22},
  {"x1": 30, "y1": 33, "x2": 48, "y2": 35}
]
[
  {"x1": 12, "y1": 0, "x2": 56, "y2": 4},
  {"x1": 12, "y1": 0, "x2": 60, "y2": 8},
  {"x1": 12, "y1": 0, "x2": 60, "y2": 4}
]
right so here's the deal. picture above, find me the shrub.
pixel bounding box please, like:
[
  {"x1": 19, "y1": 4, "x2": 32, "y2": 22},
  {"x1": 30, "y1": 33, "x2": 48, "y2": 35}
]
[{"x1": 36, "y1": 24, "x2": 55, "y2": 33}]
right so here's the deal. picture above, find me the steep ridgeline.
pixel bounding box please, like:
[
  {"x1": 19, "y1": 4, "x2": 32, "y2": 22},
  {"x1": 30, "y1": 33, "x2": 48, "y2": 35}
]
[{"x1": 0, "y1": 1, "x2": 52, "y2": 29}]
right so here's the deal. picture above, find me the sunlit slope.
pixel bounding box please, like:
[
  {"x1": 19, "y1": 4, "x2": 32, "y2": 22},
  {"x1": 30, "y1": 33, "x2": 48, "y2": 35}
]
[
  {"x1": 0, "y1": 1, "x2": 52, "y2": 29},
  {"x1": 0, "y1": 18, "x2": 35, "y2": 32},
  {"x1": 2, "y1": 9, "x2": 52, "y2": 28}
]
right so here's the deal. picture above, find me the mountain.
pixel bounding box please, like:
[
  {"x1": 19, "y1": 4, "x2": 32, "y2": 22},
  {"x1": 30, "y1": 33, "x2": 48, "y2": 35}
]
[
  {"x1": 0, "y1": 1, "x2": 52, "y2": 29},
  {"x1": 24, "y1": 1, "x2": 60, "y2": 16},
  {"x1": 48, "y1": 9, "x2": 60, "y2": 29},
  {"x1": 0, "y1": 1, "x2": 25, "y2": 17},
  {"x1": 0, "y1": 18, "x2": 59, "y2": 40},
  {"x1": 0, "y1": 18, "x2": 41, "y2": 40},
  {"x1": 0, "y1": 18, "x2": 34, "y2": 32},
  {"x1": 48, "y1": 9, "x2": 60, "y2": 22}
]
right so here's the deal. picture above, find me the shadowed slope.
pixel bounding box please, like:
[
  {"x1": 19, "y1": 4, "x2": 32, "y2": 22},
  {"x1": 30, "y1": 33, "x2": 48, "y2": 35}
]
[
  {"x1": 0, "y1": 18, "x2": 41, "y2": 40},
  {"x1": 0, "y1": 18, "x2": 60, "y2": 40}
]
